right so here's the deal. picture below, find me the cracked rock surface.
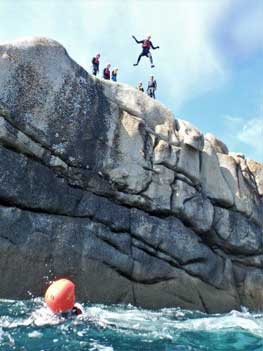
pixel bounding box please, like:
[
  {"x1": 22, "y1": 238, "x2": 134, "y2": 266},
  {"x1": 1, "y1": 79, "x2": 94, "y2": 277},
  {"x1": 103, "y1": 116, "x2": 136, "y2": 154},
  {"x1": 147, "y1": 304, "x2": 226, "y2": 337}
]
[{"x1": 0, "y1": 37, "x2": 262, "y2": 313}]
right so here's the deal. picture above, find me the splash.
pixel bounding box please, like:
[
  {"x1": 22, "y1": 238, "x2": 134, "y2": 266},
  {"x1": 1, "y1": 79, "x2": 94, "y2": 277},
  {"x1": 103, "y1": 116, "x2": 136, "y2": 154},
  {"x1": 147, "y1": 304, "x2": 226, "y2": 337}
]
[{"x1": 0, "y1": 299, "x2": 262, "y2": 351}]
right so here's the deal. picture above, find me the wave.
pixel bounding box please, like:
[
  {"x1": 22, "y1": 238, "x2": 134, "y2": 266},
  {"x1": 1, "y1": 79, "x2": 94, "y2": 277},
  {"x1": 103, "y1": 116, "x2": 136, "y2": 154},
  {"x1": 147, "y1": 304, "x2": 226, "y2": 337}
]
[{"x1": 0, "y1": 299, "x2": 262, "y2": 351}]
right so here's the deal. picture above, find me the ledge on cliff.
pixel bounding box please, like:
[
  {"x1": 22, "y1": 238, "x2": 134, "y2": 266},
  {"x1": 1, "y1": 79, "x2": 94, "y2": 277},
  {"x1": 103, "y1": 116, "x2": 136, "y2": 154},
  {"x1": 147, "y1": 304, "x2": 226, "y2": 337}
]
[{"x1": 0, "y1": 37, "x2": 262, "y2": 313}]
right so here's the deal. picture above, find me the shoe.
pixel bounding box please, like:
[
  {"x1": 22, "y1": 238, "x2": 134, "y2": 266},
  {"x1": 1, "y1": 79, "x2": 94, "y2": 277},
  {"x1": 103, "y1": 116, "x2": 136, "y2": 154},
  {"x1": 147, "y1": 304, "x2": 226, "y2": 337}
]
[
  {"x1": 151, "y1": 64, "x2": 155, "y2": 68},
  {"x1": 133, "y1": 63, "x2": 138, "y2": 66}
]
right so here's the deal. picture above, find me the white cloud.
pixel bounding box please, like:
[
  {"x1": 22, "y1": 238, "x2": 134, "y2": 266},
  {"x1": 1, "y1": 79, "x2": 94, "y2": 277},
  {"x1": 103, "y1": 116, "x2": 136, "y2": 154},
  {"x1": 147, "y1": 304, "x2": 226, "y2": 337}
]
[
  {"x1": 238, "y1": 118, "x2": 263, "y2": 153},
  {"x1": 224, "y1": 115, "x2": 243, "y2": 125},
  {"x1": 223, "y1": 114, "x2": 263, "y2": 162}
]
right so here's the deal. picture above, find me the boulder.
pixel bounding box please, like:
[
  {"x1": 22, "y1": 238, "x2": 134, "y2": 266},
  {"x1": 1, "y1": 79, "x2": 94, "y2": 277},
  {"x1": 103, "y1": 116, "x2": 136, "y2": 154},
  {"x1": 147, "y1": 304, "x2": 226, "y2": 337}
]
[
  {"x1": 201, "y1": 140, "x2": 234, "y2": 206},
  {"x1": 153, "y1": 139, "x2": 179, "y2": 169},
  {"x1": 176, "y1": 144, "x2": 200, "y2": 184},
  {"x1": 217, "y1": 153, "x2": 255, "y2": 218},
  {"x1": 143, "y1": 165, "x2": 174, "y2": 211},
  {"x1": 247, "y1": 159, "x2": 263, "y2": 196},
  {"x1": 171, "y1": 180, "x2": 214, "y2": 232},
  {"x1": 178, "y1": 119, "x2": 204, "y2": 151},
  {"x1": 212, "y1": 207, "x2": 262, "y2": 255},
  {"x1": 205, "y1": 133, "x2": 228, "y2": 154}
]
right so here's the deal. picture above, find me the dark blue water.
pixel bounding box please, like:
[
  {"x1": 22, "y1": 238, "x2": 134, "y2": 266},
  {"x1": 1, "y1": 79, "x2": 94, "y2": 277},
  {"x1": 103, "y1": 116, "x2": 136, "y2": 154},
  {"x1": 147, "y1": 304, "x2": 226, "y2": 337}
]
[{"x1": 0, "y1": 299, "x2": 262, "y2": 350}]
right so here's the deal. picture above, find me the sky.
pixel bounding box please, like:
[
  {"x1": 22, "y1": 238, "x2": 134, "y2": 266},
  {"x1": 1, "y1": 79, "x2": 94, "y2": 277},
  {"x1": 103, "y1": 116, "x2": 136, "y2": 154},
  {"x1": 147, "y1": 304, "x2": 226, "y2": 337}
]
[{"x1": 0, "y1": 0, "x2": 262, "y2": 162}]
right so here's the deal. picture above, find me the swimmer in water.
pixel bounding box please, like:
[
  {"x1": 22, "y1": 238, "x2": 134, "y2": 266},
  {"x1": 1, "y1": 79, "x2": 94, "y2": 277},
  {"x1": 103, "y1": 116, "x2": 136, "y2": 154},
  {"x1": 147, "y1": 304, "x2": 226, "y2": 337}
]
[{"x1": 61, "y1": 305, "x2": 83, "y2": 318}]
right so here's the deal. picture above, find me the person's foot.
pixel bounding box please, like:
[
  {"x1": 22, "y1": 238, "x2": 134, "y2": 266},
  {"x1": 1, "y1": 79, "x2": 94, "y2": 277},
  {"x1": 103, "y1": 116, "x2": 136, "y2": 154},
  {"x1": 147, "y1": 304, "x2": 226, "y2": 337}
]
[
  {"x1": 133, "y1": 63, "x2": 138, "y2": 66},
  {"x1": 151, "y1": 64, "x2": 155, "y2": 68}
]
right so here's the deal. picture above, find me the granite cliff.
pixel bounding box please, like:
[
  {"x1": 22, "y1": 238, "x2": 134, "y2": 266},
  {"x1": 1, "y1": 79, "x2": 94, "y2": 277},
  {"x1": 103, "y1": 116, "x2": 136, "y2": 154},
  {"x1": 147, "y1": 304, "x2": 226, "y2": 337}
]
[{"x1": 0, "y1": 37, "x2": 262, "y2": 313}]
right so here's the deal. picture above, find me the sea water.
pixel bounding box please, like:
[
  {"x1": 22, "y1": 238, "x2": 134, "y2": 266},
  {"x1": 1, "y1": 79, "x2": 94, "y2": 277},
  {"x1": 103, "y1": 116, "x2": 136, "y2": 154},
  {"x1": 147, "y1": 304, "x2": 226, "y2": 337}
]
[{"x1": 0, "y1": 299, "x2": 262, "y2": 350}]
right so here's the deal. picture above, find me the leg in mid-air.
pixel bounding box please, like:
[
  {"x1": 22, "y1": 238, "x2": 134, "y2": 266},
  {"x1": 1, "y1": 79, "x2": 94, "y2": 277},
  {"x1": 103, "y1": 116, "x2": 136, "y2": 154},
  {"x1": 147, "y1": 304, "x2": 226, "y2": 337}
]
[
  {"x1": 147, "y1": 52, "x2": 155, "y2": 68},
  {"x1": 133, "y1": 52, "x2": 145, "y2": 66}
]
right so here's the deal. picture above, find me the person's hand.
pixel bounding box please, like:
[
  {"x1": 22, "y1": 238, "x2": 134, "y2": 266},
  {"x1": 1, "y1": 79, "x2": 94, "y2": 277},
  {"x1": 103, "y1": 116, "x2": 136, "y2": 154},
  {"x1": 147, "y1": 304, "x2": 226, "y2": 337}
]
[
  {"x1": 132, "y1": 35, "x2": 136, "y2": 39},
  {"x1": 157, "y1": 46, "x2": 160, "y2": 49}
]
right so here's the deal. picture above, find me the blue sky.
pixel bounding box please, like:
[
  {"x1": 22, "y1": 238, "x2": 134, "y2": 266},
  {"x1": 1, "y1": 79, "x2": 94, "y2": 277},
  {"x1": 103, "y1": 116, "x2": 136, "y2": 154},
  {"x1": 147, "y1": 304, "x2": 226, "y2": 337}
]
[{"x1": 1, "y1": 0, "x2": 262, "y2": 162}]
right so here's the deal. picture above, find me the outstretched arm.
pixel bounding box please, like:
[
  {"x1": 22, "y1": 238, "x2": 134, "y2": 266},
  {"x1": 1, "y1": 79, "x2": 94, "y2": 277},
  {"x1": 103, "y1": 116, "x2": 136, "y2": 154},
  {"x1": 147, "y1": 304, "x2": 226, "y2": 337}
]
[
  {"x1": 150, "y1": 42, "x2": 160, "y2": 49},
  {"x1": 132, "y1": 35, "x2": 143, "y2": 44}
]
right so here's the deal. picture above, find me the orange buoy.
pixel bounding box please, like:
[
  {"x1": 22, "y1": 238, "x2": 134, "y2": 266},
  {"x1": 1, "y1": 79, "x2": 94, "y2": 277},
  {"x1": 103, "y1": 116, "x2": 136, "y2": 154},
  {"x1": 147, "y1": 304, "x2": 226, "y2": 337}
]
[{"x1": 44, "y1": 279, "x2": 75, "y2": 313}]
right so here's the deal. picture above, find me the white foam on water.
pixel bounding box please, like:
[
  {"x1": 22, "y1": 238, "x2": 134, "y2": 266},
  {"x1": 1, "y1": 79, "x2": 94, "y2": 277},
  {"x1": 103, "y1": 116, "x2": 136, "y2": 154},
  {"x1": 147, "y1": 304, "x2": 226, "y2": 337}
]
[
  {"x1": 0, "y1": 327, "x2": 15, "y2": 347},
  {"x1": 31, "y1": 306, "x2": 62, "y2": 326},
  {"x1": 90, "y1": 340, "x2": 114, "y2": 351},
  {"x1": 84, "y1": 305, "x2": 263, "y2": 341},
  {"x1": 0, "y1": 299, "x2": 262, "y2": 350},
  {"x1": 173, "y1": 312, "x2": 263, "y2": 338},
  {"x1": 28, "y1": 330, "x2": 43, "y2": 338}
]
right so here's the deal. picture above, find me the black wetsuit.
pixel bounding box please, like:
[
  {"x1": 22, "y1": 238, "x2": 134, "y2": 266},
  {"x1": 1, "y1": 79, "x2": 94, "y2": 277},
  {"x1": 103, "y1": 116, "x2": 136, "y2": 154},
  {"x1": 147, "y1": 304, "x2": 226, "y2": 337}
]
[
  {"x1": 61, "y1": 306, "x2": 82, "y2": 318},
  {"x1": 133, "y1": 36, "x2": 159, "y2": 66}
]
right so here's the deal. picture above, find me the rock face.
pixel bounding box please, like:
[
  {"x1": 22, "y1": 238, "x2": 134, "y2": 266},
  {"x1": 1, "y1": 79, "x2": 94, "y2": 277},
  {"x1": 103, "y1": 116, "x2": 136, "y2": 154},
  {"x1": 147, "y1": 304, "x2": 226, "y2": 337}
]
[{"x1": 0, "y1": 37, "x2": 262, "y2": 313}]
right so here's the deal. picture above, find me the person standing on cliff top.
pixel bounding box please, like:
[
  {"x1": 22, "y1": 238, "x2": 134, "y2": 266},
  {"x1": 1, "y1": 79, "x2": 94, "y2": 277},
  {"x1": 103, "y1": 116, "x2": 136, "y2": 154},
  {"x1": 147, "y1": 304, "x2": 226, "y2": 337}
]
[
  {"x1": 147, "y1": 76, "x2": 157, "y2": 99},
  {"x1": 136, "y1": 82, "x2": 144, "y2": 92},
  {"x1": 91, "y1": 54, "x2": 100, "y2": 76},
  {"x1": 111, "y1": 67, "x2": 118, "y2": 82},
  {"x1": 132, "y1": 34, "x2": 160, "y2": 68},
  {"x1": 103, "y1": 64, "x2": 111, "y2": 80}
]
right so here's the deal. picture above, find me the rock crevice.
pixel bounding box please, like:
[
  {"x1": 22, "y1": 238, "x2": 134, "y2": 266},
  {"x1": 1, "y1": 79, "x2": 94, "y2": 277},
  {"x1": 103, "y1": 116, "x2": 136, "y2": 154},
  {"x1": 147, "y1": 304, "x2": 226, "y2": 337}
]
[{"x1": 0, "y1": 37, "x2": 262, "y2": 313}]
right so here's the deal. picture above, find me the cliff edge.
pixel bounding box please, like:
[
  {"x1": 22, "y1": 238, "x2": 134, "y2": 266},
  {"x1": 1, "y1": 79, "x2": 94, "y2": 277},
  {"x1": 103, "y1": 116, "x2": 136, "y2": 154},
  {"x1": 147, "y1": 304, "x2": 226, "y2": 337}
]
[{"x1": 0, "y1": 37, "x2": 262, "y2": 313}]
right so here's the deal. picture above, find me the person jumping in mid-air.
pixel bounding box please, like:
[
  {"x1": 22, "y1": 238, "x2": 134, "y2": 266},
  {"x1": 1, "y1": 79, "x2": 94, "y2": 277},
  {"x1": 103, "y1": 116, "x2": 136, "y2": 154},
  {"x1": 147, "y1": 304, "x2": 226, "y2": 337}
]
[{"x1": 132, "y1": 34, "x2": 159, "y2": 68}]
